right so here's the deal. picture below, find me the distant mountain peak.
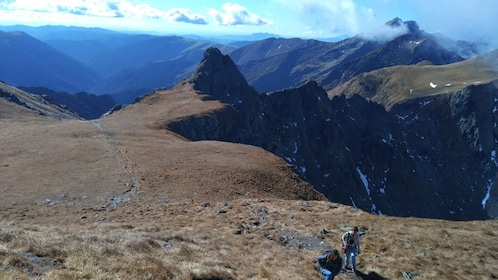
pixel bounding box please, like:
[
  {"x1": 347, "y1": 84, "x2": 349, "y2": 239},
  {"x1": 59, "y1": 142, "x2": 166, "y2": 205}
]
[
  {"x1": 385, "y1": 17, "x2": 420, "y2": 34},
  {"x1": 386, "y1": 17, "x2": 404, "y2": 28}
]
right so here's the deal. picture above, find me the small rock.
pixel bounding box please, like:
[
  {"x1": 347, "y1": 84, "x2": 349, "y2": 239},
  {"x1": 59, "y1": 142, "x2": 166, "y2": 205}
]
[
  {"x1": 401, "y1": 270, "x2": 420, "y2": 280},
  {"x1": 43, "y1": 199, "x2": 54, "y2": 206},
  {"x1": 161, "y1": 243, "x2": 173, "y2": 248}
]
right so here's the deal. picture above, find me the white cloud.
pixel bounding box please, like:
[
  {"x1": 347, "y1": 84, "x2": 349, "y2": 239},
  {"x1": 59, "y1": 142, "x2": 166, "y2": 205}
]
[
  {"x1": 0, "y1": 0, "x2": 205, "y2": 24},
  {"x1": 408, "y1": 0, "x2": 498, "y2": 50},
  {"x1": 3, "y1": 0, "x2": 128, "y2": 17},
  {"x1": 166, "y1": 8, "x2": 207, "y2": 25},
  {"x1": 209, "y1": 3, "x2": 272, "y2": 26},
  {"x1": 277, "y1": 0, "x2": 411, "y2": 41},
  {"x1": 278, "y1": 0, "x2": 362, "y2": 36},
  {"x1": 359, "y1": 18, "x2": 409, "y2": 43}
]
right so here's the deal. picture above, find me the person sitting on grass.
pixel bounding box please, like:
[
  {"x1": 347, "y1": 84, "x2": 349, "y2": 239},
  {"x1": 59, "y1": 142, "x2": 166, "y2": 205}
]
[{"x1": 317, "y1": 249, "x2": 343, "y2": 280}]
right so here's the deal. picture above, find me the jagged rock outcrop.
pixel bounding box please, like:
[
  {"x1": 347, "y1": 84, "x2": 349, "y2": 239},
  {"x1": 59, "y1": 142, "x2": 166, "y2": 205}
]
[{"x1": 168, "y1": 48, "x2": 497, "y2": 220}]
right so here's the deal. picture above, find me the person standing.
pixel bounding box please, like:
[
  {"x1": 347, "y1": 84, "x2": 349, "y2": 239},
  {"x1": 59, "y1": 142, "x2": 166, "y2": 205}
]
[
  {"x1": 317, "y1": 249, "x2": 343, "y2": 280},
  {"x1": 341, "y1": 226, "x2": 361, "y2": 272}
]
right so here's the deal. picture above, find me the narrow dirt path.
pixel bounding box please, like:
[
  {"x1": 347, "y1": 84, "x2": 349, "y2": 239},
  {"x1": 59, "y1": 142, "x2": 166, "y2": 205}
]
[{"x1": 92, "y1": 120, "x2": 139, "y2": 208}]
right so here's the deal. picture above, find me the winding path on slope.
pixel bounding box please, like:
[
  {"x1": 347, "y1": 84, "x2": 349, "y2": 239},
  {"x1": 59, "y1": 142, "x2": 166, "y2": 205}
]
[{"x1": 91, "y1": 120, "x2": 139, "y2": 208}]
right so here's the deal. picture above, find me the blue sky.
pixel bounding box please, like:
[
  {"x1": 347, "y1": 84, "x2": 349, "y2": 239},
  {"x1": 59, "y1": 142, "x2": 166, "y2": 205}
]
[{"x1": 0, "y1": 0, "x2": 497, "y2": 46}]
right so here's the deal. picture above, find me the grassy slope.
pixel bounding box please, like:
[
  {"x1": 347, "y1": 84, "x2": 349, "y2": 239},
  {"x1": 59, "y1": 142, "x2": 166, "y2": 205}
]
[
  {"x1": 1, "y1": 83, "x2": 497, "y2": 280},
  {"x1": 328, "y1": 50, "x2": 498, "y2": 110}
]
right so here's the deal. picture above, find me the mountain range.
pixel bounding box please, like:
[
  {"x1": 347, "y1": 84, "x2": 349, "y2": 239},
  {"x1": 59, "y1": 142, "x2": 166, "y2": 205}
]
[
  {"x1": 0, "y1": 18, "x2": 481, "y2": 105},
  {"x1": 1, "y1": 18, "x2": 498, "y2": 280},
  {"x1": 1, "y1": 19, "x2": 498, "y2": 221},
  {"x1": 0, "y1": 30, "x2": 100, "y2": 93}
]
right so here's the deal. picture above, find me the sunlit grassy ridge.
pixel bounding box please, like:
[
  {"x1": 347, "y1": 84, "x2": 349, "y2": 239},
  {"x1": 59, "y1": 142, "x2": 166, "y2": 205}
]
[{"x1": 328, "y1": 50, "x2": 498, "y2": 110}]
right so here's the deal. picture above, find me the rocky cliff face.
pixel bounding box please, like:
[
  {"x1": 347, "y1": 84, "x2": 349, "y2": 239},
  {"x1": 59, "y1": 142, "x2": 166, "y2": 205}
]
[{"x1": 168, "y1": 48, "x2": 497, "y2": 220}]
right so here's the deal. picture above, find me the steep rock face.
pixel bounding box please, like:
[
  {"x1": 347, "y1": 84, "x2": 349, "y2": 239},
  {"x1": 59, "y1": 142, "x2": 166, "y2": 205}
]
[
  {"x1": 168, "y1": 48, "x2": 496, "y2": 220},
  {"x1": 189, "y1": 48, "x2": 256, "y2": 105}
]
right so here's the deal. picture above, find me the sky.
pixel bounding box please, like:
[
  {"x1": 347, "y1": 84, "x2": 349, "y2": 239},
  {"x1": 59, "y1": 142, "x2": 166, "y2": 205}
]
[{"x1": 0, "y1": 0, "x2": 497, "y2": 47}]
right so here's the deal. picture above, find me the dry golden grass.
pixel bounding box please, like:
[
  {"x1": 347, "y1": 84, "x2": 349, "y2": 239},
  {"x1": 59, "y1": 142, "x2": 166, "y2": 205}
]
[
  {"x1": 328, "y1": 50, "x2": 498, "y2": 110},
  {"x1": 1, "y1": 200, "x2": 497, "y2": 280},
  {"x1": 1, "y1": 83, "x2": 497, "y2": 279}
]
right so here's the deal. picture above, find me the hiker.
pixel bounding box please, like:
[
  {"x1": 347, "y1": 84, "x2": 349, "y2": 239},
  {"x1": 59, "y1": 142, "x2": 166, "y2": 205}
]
[
  {"x1": 317, "y1": 249, "x2": 343, "y2": 280},
  {"x1": 341, "y1": 226, "x2": 361, "y2": 272}
]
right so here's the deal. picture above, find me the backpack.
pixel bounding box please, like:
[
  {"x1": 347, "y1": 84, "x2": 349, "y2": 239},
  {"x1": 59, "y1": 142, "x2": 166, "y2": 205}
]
[{"x1": 344, "y1": 232, "x2": 355, "y2": 246}]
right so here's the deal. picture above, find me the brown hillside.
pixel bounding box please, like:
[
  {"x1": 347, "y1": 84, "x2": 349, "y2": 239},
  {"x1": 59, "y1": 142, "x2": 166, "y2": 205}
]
[
  {"x1": 1, "y1": 82, "x2": 323, "y2": 212},
  {"x1": 1, "y1": 83, "x2": 497, "y2": 280},
  {"x1": 328, "y1": 50, "x2": 498, "y2": 110}
]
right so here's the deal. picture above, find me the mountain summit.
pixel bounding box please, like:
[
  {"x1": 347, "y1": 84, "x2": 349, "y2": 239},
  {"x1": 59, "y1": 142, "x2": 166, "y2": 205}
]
[
  {"x1": 385, "y1": 17, "x2": 420, "y2": 34},
  {"x1": 189, "y1": 47, "x2": 255, "y2": 106}
]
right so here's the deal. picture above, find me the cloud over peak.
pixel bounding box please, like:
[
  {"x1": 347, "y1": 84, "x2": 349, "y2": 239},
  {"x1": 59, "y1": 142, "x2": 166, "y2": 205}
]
[{"x1": 209, "y1": 3, "x2": 272, "y2": 26}]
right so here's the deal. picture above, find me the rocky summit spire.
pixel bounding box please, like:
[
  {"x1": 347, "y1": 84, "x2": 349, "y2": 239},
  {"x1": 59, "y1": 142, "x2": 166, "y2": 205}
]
[
  {"x1": 385, "y1": 17, "x2": 420, "y2": 35},
  {"x1": 189, "y1": 47, "x2": 256, "y2": 106}
]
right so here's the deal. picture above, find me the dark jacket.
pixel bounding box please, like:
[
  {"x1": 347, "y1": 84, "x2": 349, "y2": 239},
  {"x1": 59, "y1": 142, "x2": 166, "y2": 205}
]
[
  {"x1": 342, "y1": 231, "x2": 361, "y2": 250},
  {"x1": 317, "y1": 251, "x2": 343, "y2": 275}
]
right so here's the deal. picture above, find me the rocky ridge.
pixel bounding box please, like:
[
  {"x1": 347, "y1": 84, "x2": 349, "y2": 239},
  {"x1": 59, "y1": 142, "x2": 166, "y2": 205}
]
[{"x1": 0, "y1": 81, "x2": 80, "y2": 120}]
